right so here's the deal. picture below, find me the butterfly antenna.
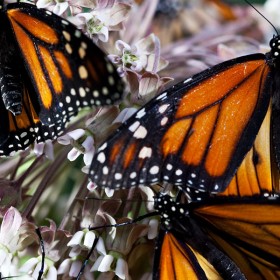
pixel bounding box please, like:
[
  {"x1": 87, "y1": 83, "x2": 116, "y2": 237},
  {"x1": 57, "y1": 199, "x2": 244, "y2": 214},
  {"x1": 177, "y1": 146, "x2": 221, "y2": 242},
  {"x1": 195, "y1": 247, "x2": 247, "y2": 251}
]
[
  {"x1": 244, "y1": 0, "x2": 279, "y2": 35},
  {"x1": 36, "y1": 228, "x2": 45, "y2": 280}
]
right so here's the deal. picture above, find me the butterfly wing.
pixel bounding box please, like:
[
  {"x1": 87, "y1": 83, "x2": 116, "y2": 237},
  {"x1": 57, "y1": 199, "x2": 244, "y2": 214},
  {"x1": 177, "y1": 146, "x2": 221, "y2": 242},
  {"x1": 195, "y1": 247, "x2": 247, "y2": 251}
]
[
  {"x1": 90, "y1": 54, "x2": 271, "y2": 193},
  {"x1": 154, "y1": 230, "x2": 221, "y2": 280},
  {"x1": 0, "y1": 3, "x2": 123, "y2": 155},
  {"x1": 220, "y1": 102, "x2": 274, "y2": 196},
  {"x1": 193, "y1": 198, "x2": 280, "y2": 280}
]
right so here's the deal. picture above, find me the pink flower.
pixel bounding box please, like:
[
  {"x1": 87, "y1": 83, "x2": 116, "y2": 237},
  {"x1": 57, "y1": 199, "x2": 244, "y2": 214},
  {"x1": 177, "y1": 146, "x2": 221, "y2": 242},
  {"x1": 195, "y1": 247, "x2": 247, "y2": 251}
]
[
  {"x1": 33, "y1": 140, "x2": 54, "y2": 160},
  {"x1": 57, "y1": 129, "x2": 95, "y2": 166},
  {"x1": 109, "y1": 34, "x2": 172, "y2": 102},
  {"x1": 68, "y1": 1, "x2": 131, "y2": 42},
  {"x1": 36, "y1": 0, "x2": 69, "y2": 15}
]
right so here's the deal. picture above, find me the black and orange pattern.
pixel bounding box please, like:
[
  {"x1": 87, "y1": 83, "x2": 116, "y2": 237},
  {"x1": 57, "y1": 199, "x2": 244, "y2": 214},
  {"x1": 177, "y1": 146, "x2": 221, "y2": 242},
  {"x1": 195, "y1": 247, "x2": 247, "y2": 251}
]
[
  {"x1": 154, "y1": 193, "x2": 280, "y2": 280},
  {"x1": 0, "y1": 2, "x2": 123, "y2": 156},
  {"x1": 89, "y1": 41, "x2": 280, "y2": 192},
  {"x1": 152, "y1": 108, "x2": 280, "y2": 279}
]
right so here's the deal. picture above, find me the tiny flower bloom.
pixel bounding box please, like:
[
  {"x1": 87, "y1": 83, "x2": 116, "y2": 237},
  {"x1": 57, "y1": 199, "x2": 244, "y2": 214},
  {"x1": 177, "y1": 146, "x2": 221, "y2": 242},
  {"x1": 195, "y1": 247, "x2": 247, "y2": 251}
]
[
  {"x1": 91, "y1": 254, "x2": 129, "y2": 280},
  {"x1": 68, "y1": 1, "x2": 130, "y2": 42},
  {"x1": 36, "y1": 0, "x2": 69, "y2": 15},
  {"x1": 109, "y1": 34, "x2": 171, "y2": 102},
  {"x1": 58, "y1": 129, "x2": 94, "y2": 165},
  {"x1": 20, "y1": 257, "x2": 58, "y2": 280},
  {"x1": 0, "y1": 207, "x2": 22, "y2": 248},
  {"x1": 0, "y1": 207, "x2": 25, "y2": 276},
  {"x1": 67, "y1": 231, "x2": 85, "y2": 247},
  {"x1": 57, "y1": 129, "x2": 85, "y2": 145},
  {"x1": 115, "y1": 258, "x2": 129, "y2": 280},
  {"x1": 33, "y1": 140, "x2": 54, "y2": 160},
  {"x1": 91, "y1": 254, "x2": 114, "y2": 272}
]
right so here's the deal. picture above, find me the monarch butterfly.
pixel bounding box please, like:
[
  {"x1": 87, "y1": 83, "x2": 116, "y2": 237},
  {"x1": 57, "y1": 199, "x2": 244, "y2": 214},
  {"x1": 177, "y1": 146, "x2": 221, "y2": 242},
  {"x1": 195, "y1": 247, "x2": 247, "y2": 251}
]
[
  {"x1": 89, "y1": 28, "x2": 280, "y2": 193},
  {"x1": 0, "y1": 1, "x2": 123, "y2": 156}
]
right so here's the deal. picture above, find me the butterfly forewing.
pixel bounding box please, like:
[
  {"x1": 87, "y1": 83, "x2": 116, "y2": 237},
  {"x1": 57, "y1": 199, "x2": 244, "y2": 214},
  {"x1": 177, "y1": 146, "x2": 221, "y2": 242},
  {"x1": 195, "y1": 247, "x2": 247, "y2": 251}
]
[
  {"x1": 0, "y1": 3, "x2": 124, "y2": 156},
  {"x1": 90, "y1": 54, "x2": 271, "y2": 193}
]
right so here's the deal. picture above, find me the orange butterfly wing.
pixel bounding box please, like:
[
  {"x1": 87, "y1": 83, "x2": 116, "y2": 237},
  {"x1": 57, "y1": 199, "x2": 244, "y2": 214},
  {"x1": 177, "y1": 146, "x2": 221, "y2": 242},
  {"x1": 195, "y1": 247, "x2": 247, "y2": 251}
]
[
  {"x1": 193, "y1": 200, "x2": 280, "y2": 279},
  {"x1": 156, "y1": 231, "x2": 221, "y2": 280},
  {"x1": 90, "y1": 55, "x2": 271, "y2": 192},
  {"x1": 0, "y1": 3, "x2": 123, "y2": 156}
]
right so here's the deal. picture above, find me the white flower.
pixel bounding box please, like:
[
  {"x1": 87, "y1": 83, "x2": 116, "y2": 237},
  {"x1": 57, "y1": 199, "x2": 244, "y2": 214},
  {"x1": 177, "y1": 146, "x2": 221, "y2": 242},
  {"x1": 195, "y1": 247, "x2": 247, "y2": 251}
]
[
  {"x1": 36, "y1": 0, "x2": 69, "y2": 15},
  {"x1": 0, "y1": 207, "x2": 23, "y2": 276},
  {"x1": 91, "y1": 255, "x2": 129, "y2": 280},
  {"x1": 68, "y1": 1, "x2": 130, "y2": 42},
  {"x1": 20, "y1": 257, "x2": 58, "y2": 279},
  {"x1": 58, "y1": 129, "x2": 95, "y2": 165},
  {"x1": 33, "y1": 140, "x2": 54, "y2": 160}
]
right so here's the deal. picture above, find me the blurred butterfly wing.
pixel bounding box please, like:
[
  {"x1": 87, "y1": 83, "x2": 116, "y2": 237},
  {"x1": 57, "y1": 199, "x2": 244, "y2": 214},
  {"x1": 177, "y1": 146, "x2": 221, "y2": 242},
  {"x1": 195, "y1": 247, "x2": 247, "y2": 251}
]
[
  {"x1": 0, "y1": 3, "x2": 123, "y2": 155},
  {"x1": 154, "y1": 230, "x2": 221, "y2": 280},
  {"x1": 193, "y1": 199, "x2": 280, "y2": 279},
  {"x1": 90, "y1": 54, "x2": 271, "y2": 192}
]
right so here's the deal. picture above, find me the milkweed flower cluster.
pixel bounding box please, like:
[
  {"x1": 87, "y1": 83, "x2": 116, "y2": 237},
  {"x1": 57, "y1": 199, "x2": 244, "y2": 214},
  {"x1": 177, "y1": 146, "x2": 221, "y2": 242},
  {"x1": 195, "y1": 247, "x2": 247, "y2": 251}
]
[{"x1": 0, "y1": 0, "x2": 268, "y2": 279}]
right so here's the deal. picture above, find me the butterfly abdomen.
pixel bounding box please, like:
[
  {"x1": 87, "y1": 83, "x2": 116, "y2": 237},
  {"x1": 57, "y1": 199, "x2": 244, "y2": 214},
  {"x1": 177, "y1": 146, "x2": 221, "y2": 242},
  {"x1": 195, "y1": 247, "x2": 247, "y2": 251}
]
[
  {"x1": 0, "y1": 14, "x2": 23, "y2": 116},
  {"x1": 0, "y1": 64, "x2": 23, "y2": 116}
]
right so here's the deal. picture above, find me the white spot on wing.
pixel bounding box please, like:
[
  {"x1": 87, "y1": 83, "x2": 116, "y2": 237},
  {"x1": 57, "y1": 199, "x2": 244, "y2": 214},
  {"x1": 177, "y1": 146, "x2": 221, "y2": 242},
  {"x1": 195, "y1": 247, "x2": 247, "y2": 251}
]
[
  {"x1": 133, "y1": 126, "x2": 147, "y2": 139},
  {"x1": 150, "y1": 165, "x2": 159, "y2": 175},
  {"x1": 176, "y1": 169, "x2": 183, "y2": 176},
  {"x1": 129, "y1": 121, "x2": 140, "y2": 133},
  {"x1": 62, "y1": 31, "x2": 71, "y2": 41},
  {"x1": 138, "y1": 146, "x2": 152, "y2": 158},
  {"x1": 136, "y1": 108, "x2": 146, "y2": 119},
  {"x1": 99, "y1": 142, "x2": 107, "y2": 151},
  {"x1": 156, "y1": 92, "x2": 167, "y2": 100},
  {"x1": 161, "y1": 117, "x2": 168, "y2": 126},
  {"x1": 79, "y1": 66, "x2": 88, "y2": 79},
  {"x1": 158, "y1": 104, "x2": 169, "y2": 114},
  {"x1": 115, "y1": 173, "x2": 122, "y2": 180},
  {"x1": 97, "y1": 152, "x2": 106, "y2": 163}
]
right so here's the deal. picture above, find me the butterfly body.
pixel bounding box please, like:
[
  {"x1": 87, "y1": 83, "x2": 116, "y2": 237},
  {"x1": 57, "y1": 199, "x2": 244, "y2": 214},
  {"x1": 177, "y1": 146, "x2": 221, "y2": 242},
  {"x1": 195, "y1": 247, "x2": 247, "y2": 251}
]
[
  {"x1": 0, "y1": 2, "x2": 123, "y2": 156},
  {"x1": 90, "y1": 41, "x2": 280, "y2": 192}
]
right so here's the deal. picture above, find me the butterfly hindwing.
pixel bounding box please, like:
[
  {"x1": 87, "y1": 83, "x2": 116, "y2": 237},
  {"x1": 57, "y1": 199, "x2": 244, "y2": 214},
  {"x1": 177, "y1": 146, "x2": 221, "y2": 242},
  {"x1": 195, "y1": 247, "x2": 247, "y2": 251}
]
[
  {"x1": 193, "y1": 198, "x2": 280, "y2": 280},
  {"x1": 90, "y1": 54, "x2": 271, "y2": 193}
]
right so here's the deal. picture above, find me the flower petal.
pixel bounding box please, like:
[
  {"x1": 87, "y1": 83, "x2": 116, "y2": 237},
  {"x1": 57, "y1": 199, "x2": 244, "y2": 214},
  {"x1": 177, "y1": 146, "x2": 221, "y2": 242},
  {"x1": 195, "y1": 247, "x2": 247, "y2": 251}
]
[
  {"x1": 0, "y1": 207, "x2": 22, "y2": 245},
  {"x1": 67, "y1": 231, "x2": 84, "y2": 247},
  {"x1": 69, "y1": 260, "x2": 82, "y2": 277},
  {"x1": 98, "y1": 255, "x2": 114, "y2": 272},
  {"x1": 113, "y1": 108, "x2": 138, "y2": 124},
  {"x1": 84, "y1": 231, "x2": 96, "y2": 249},
  {"x1": 46, "y1": 266, "x2": 58, "y2": 280},
  {"x1": 115, "y1": 258, "x2": 129, "y2": 280},
  {"x1": 53, "y1": 2, "x2": 69, "y2": 15},
  {"x1": 67, "y1": 148, "x2": 82, "y2": 161},
  {"x1": 57, "y1": 259, "x2": 71, "y2": 274}
]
